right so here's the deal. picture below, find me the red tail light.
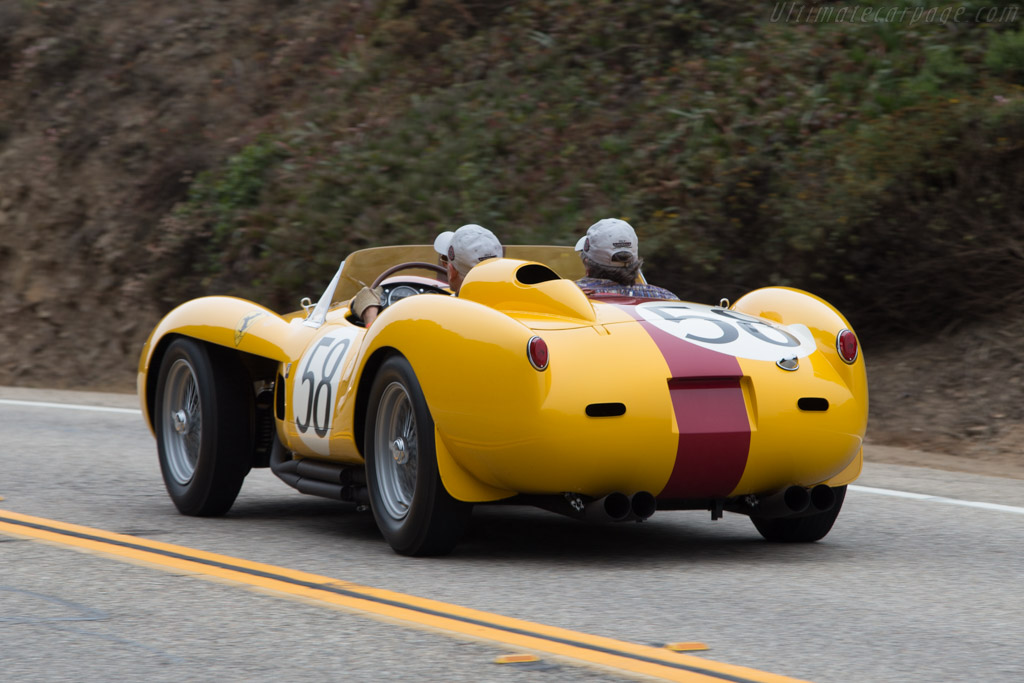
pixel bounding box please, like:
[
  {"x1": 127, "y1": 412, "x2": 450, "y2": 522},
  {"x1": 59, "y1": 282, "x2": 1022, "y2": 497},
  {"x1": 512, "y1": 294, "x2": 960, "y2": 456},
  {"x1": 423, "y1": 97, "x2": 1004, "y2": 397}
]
[
  {"x1": 837, "y1": 329, "x2": 858, "y2": 364},
  {"x1": 527, "y1": 336, "x2": 548, "y2": 371}
]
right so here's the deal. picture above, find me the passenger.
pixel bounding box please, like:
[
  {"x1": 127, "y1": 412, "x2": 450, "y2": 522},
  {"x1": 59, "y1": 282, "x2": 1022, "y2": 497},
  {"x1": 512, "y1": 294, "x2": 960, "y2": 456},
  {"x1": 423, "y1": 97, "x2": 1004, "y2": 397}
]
[
  {"x1": 574, "y1": 218, "x2": 678, "y2": 300},
  {"x1": 353, "y1": 224, "x2": 502, "y2": 327}
]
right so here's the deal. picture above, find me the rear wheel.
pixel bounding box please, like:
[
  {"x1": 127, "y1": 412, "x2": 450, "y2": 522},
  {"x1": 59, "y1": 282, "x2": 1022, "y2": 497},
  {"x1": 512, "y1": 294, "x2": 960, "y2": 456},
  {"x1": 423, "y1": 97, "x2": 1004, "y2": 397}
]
[
  {"x1": 364, "y1": 355, "x2": 471, "y2": 556},
  {"x1": 750, "y1": 486, "x2": 847, "y2": 542},
  {"x1": 155, "y1": 338, "x2": 252, "y2": 516}
]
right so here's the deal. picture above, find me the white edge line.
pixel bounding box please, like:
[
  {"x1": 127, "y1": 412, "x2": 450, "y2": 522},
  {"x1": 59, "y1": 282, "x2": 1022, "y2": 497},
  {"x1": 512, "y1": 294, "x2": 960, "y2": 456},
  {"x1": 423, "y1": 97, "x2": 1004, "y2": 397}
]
[
  {"x1": 850, "y1": 484, "x2": 1024, "y2": 515},
  {"x1": 3, "y1": 397, "x2": 1020, "y2": 516},
  {"x1": 0, "y1": 398, "x2": 141, "y2": 415}
]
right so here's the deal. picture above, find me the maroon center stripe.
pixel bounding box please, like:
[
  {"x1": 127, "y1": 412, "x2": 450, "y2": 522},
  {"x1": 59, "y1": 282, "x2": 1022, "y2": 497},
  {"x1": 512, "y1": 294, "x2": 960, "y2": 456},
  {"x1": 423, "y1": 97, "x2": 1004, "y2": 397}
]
[{"x1": 622, "y1": 308, "x2": 752, "y2": 498}]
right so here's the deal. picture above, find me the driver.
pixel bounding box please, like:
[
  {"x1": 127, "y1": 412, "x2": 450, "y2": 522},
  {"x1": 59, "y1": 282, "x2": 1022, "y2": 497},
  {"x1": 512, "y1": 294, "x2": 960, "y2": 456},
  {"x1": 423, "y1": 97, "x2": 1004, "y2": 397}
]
[{"x1": 352, "y1": 224, "x2": 503, "y2": 328}]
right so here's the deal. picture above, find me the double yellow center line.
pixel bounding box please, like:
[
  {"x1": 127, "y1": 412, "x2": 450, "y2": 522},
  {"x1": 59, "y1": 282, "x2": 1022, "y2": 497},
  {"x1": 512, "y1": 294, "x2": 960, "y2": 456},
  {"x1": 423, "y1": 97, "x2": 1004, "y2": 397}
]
[{"x1": 0, "y1": 509, "x2": 805, "y2": 683}]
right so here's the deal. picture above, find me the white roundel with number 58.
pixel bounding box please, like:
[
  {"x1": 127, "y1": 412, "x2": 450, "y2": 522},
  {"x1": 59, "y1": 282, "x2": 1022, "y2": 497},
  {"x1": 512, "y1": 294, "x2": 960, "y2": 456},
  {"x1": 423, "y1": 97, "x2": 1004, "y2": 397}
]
[
  {"x1": 291, "y1": 328, "x2": 360, "y2": 455},
  {"x1": 636, "y1": 302, "x2": 817, "y2": 361}
]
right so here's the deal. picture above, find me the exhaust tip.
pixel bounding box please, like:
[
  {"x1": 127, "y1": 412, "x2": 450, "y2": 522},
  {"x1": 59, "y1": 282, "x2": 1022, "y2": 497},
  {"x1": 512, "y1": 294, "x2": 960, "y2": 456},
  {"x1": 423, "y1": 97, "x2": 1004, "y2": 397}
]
[
  {"x1": 602, "y1": 492, "x2": 631, "y2": 521},
  {"x1": 783, "y1": 486, "x2": 811, "y2": 515},
  {"x1": 630, "y1": 491, "x2": 657, "y2": 520},
  {"x1": 810, "y1": 484, "x2": 836, "y2": 511}
]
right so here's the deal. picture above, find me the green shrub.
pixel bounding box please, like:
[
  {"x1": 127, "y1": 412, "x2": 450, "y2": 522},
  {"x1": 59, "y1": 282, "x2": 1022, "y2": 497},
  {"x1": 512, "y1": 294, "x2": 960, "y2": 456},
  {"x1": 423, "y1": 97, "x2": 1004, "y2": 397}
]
[
  {"x1": 986, "y1": 29, "x2": 1024, "y2": 82},
  {"x1": 162, "y1": 0, "x2": 1024, "y2": 341}
]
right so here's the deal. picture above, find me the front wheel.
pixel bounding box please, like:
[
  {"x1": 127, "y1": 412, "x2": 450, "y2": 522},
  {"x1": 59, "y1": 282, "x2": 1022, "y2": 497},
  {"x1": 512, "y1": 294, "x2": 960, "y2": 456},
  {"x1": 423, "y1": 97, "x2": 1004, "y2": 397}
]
[
  {"x1": 750, "y1": 486, "x2": 847, "y2": 542},
  {"x1": 364, "y1": 355, "x2": 471, "y2": 556},
  {"x1": 154, "y1": 338, "x2": 253, "y2": 516}
]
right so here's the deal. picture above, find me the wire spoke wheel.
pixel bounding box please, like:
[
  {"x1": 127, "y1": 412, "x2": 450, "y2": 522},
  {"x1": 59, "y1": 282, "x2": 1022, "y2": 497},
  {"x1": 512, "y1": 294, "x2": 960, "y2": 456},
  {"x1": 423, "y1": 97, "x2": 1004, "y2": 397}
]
[
  {"x1": 154, "y1": 338, "x2": 252, "y2": 517},
  {"x1": 365, "y1": 355, "x2": 471, "y2": 556},
  {"x1": 373, "y1": 382, "x2": 419, "y2": 521},
  {"x1": 160, "y1": 358, "x2": 203, "y2": 486}
]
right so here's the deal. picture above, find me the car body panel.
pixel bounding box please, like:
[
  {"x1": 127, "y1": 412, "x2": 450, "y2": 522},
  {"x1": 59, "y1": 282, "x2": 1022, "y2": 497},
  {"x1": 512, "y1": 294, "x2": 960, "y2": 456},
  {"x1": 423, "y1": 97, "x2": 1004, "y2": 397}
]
[
  {"x1": 139, "y1": 245, "x2": 868, "y2": 510},
  {"x1": 282, "y1": 320, "x2": 365, "y2": 459},
  {"x1": 137, "y1": 296, "x2": 317, "y2": 429}
]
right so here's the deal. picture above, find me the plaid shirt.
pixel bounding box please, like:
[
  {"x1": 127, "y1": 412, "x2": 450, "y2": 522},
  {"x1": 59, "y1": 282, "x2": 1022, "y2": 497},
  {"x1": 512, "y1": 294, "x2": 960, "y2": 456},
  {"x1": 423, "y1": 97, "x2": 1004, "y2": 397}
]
[{"x1": 575, "y1": 277, "x2": 679, "y2": 301}]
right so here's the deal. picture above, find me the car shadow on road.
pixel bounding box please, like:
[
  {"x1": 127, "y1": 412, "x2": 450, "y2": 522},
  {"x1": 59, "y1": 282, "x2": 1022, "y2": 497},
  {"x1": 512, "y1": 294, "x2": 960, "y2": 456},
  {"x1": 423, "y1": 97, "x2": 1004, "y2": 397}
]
[
  {"x1": 226, "y1": 494, "x2": 385, "y2": 543},
  {"x1": 451, "y1": 506, "x2": 855, "y2": 565},
  {"x1": 224, "y1": 495, "x2": 855, "y2": 565}
]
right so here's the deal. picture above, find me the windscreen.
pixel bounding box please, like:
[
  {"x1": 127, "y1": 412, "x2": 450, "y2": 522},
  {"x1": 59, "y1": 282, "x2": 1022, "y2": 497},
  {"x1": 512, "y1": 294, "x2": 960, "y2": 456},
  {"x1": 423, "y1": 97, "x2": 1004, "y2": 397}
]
[{"x1": 333, "y1": 245, "x2": 585, "y2": 303}]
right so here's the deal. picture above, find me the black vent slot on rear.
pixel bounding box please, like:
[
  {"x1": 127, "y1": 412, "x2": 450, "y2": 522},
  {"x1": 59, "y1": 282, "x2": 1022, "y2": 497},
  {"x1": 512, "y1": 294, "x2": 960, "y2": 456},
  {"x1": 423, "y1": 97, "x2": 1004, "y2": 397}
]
[
  {"x1": 516, "y1": 263, "x2": 560, "y2": 284},
  {"x1": 798, "y1": 397, "x2": 829, "y2": 412},
  {"x1": 586, "y1": 402, "x2": 626, "y2": 417}
]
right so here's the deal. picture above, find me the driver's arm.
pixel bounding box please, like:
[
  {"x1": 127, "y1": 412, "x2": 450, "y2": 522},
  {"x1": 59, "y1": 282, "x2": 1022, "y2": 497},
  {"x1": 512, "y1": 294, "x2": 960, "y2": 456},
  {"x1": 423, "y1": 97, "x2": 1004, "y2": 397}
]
[{"x1": 351, "y1": 286, "x2": 384, "y2": 328}]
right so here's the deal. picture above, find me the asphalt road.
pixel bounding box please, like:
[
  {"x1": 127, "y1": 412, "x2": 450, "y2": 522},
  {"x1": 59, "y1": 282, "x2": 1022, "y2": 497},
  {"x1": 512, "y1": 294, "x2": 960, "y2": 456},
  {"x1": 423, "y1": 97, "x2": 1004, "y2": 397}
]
[{"x1": 1, "y1": 387, "x2": 1021, "y2": 682}]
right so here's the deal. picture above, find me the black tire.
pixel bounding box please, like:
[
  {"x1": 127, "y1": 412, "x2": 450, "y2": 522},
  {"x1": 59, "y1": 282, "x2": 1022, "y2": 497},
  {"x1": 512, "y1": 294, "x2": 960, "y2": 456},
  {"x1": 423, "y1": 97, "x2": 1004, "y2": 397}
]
[
  {"x1": 750, "y1": 485, "x2": 847, "y2": 542},
  {"x1": 154, "y1": 338, "x2": 253, "y2": 516},
  {"x1": 364, "y1": 355, "x2": 471, "y2": 556}
]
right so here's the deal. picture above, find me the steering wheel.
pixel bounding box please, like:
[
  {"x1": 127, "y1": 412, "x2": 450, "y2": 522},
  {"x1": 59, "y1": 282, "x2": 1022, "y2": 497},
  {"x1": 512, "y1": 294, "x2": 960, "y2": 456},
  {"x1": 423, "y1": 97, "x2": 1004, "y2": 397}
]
[{"x1": 370, "y1": 262, "x2": 448, "y2": 289}]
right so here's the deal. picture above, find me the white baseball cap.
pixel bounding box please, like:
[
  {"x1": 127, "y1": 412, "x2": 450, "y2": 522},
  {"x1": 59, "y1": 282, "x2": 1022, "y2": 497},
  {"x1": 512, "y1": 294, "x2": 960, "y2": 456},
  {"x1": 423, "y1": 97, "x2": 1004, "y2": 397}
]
[
  {"x1": 574, "y1": 218, "x2": 638, "y2": 267},
  {"x1": 433, "y1": 224, "x2": 502, "y2": 276}
]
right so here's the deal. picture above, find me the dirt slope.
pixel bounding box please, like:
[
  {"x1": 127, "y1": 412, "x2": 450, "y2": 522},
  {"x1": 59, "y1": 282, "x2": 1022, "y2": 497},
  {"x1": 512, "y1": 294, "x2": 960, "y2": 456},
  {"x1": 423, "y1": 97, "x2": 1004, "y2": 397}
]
[
  {"x1": 0, "y1": 1, "x2": 354, "y2": 389},
  {"x1": 865, "y1": 316, "x2": 1024, "y2": 474}
]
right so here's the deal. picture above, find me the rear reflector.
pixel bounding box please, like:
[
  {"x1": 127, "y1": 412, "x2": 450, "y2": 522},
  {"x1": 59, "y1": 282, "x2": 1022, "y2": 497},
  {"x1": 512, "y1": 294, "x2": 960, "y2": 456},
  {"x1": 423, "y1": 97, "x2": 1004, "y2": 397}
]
[
  {"x1": 527, "y1": 336, "x2": 549, "y2": 371},
  {"x1": 837, "y1": 329, "x2": 859, "y2": 364}
]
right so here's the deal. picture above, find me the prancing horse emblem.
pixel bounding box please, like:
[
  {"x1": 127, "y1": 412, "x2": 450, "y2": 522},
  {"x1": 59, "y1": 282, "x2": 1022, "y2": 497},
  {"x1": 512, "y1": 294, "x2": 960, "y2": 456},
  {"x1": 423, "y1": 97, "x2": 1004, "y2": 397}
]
[{"x1": 234, "y1": 311, "x2": 267, "y2": 346}]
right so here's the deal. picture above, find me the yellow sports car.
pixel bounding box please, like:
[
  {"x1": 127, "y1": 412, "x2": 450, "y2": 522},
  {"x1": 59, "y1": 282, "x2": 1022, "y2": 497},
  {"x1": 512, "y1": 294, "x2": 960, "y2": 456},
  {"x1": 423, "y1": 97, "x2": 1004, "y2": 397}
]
[{"x1": 138, "y1": 245, "x2": 867, "y2": 556}]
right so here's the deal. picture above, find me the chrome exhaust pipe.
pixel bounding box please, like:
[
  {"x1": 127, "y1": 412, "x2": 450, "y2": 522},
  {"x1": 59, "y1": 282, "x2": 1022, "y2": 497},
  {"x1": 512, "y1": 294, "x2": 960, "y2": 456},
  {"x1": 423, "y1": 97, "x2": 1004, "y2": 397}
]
[
  {"x1": 585, "y1": 492, "x2": 631, "y2": 522},
  {"x1": 629, "y1": 491, "x2": 657, "y2": 520}
]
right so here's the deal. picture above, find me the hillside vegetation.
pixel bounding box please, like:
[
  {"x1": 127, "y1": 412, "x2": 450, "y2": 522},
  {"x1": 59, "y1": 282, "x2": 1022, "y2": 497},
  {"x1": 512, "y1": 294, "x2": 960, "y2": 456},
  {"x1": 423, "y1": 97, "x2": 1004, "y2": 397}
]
[
  {"x1": 169, "y1": 0, "x2": 1024, "y2": 337},
  {"x1": 0, "y1": 1, "x2": 1022, "y2": 459}
]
